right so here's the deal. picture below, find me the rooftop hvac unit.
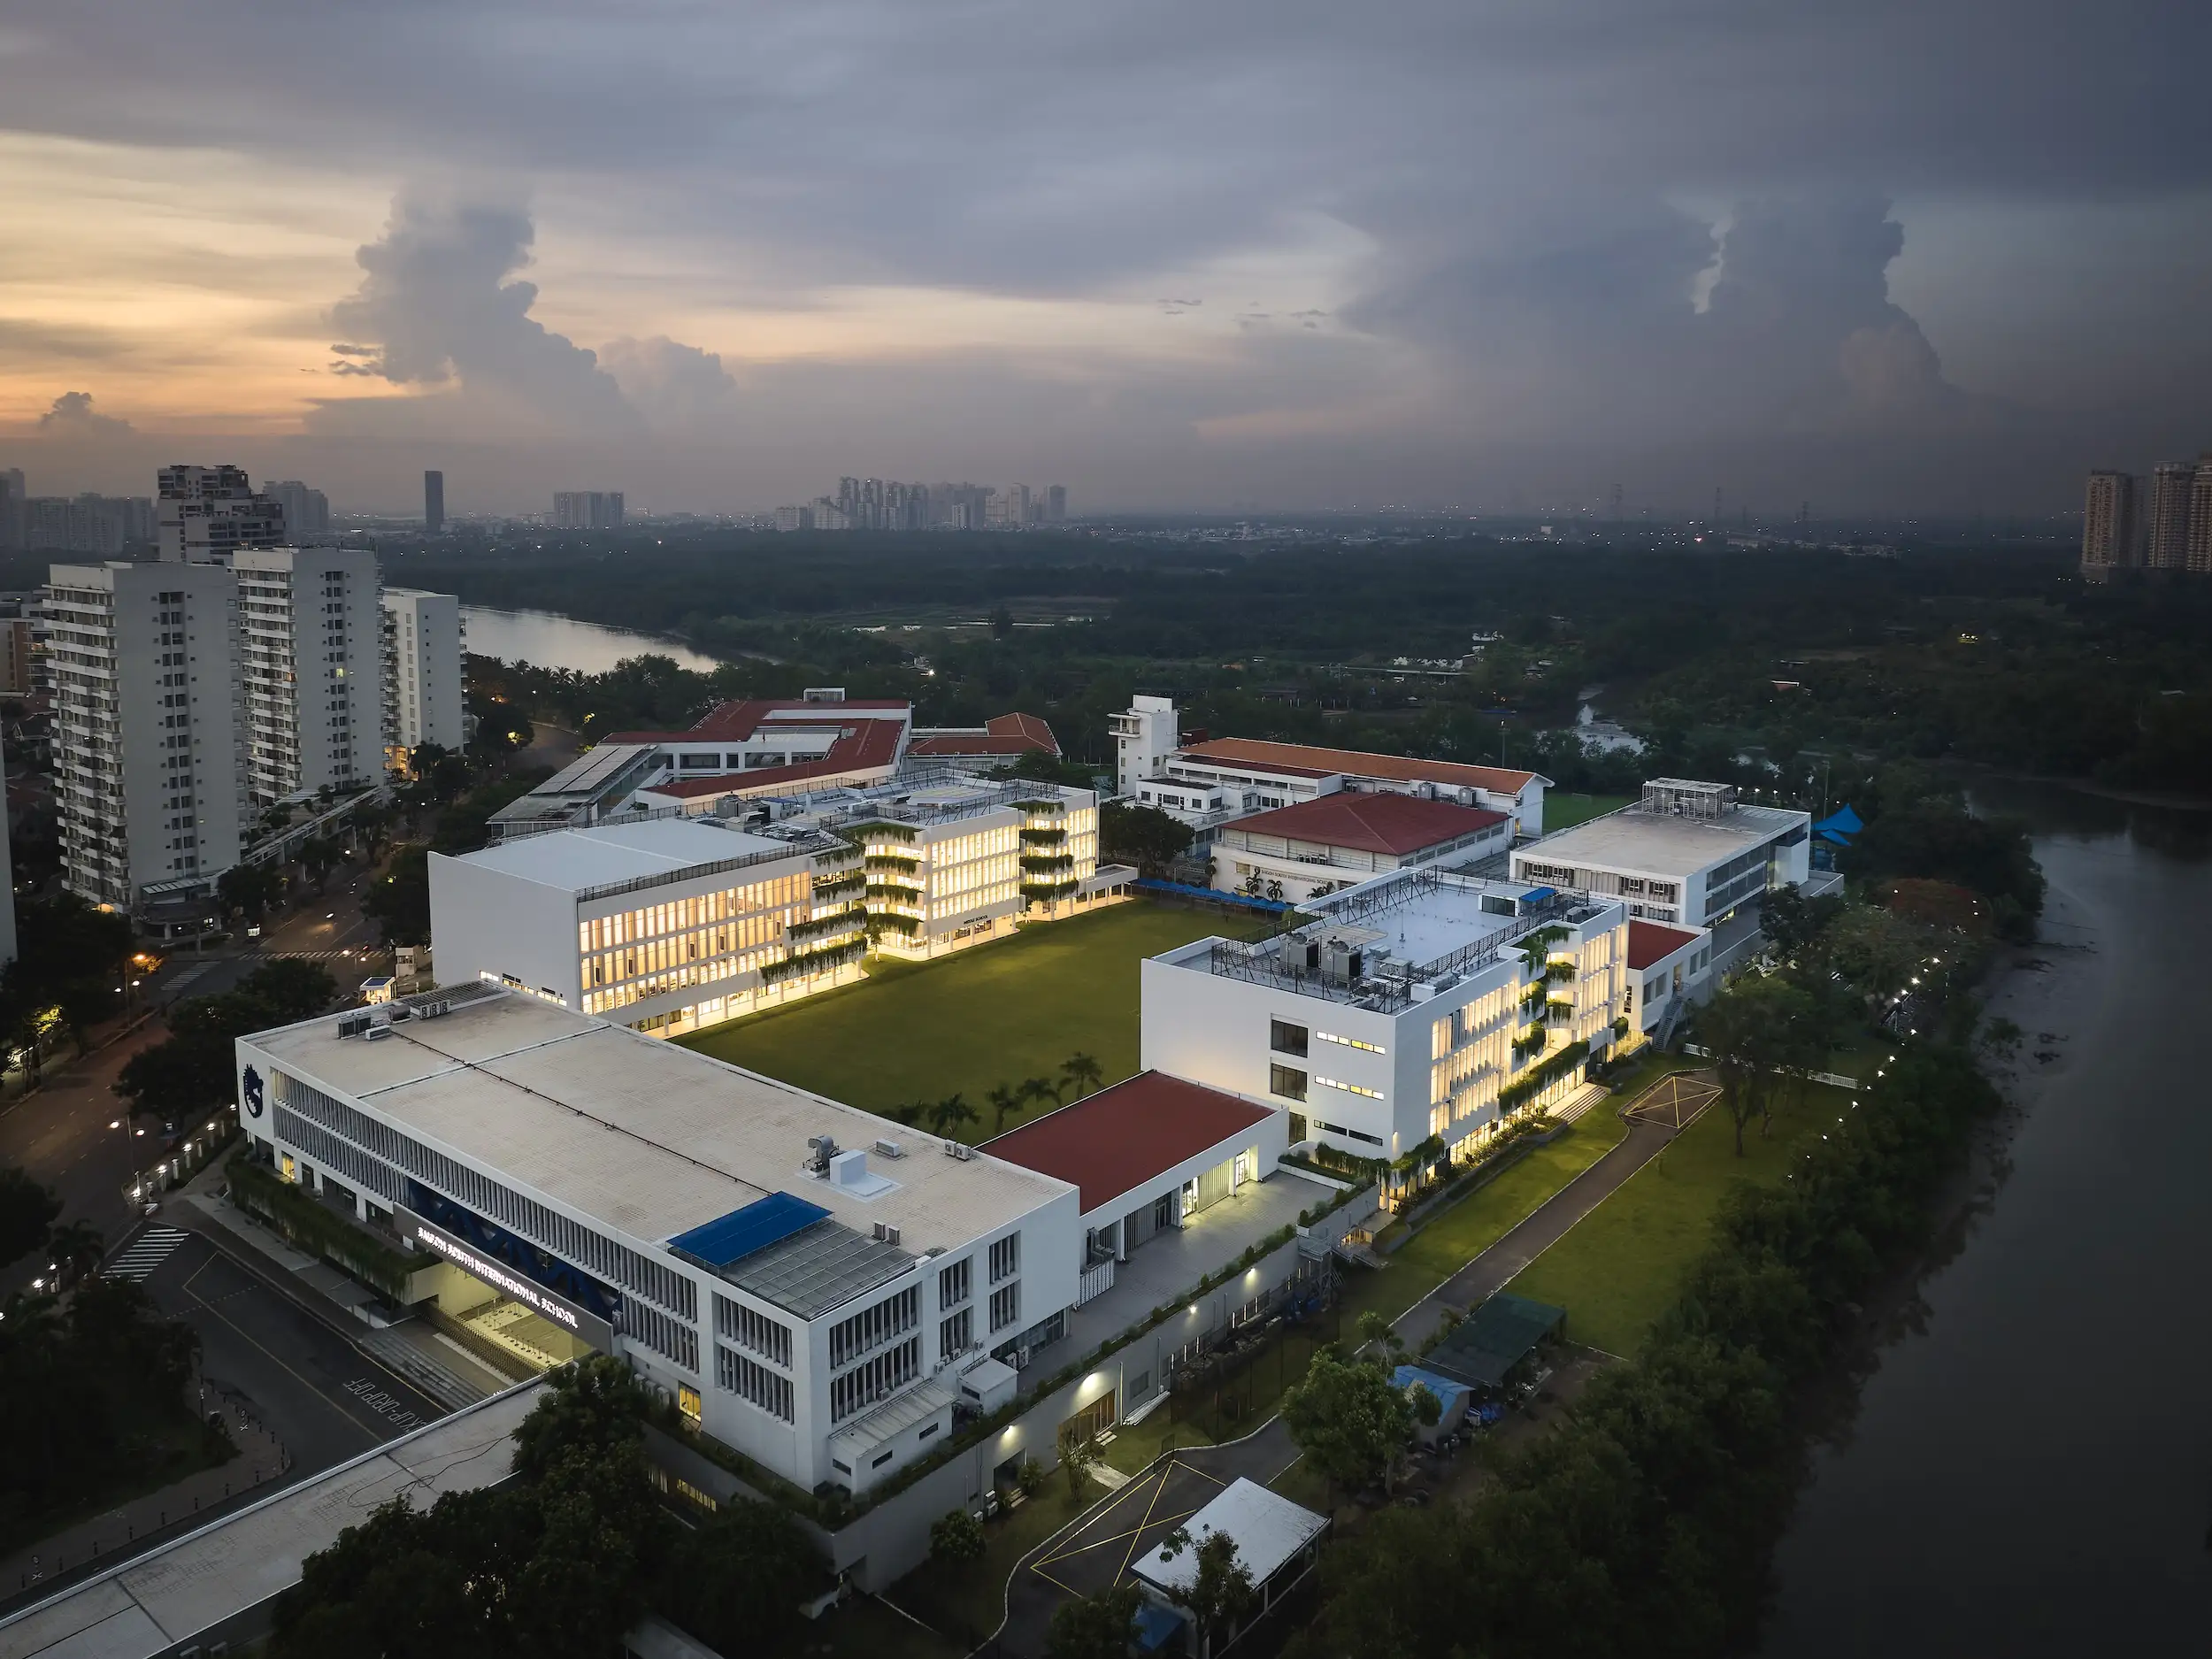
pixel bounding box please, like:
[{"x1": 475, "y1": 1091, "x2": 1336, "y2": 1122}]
[
  {"x1": 336, "y1": 1013, "x2": 373, "y2": 1039},
  {"x1": 414, "y1": 997, "x2": 452, "y2": 1019},
  {"x1": 872, "y1": 1222, "x2": 902, "y2": 1246},
  {"x1": 805, "y1": 1134, "x2": 837, "y2": 1176},
  {"x1": 872, "y1": 1138, "x2": 907, "y2": 1160},
  {"x1": 365, "y1": 1024, "x2": 394, "y2": 1041},
  {"x1": 941, "y1": 1141, "x2": 975, "y2": 1161}
]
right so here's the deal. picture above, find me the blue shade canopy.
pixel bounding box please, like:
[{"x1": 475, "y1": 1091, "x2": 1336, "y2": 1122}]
[
  {"x1": 667, "y1": 1191, "x2": 830, "y2": 1269},
  {"x1": 1812, "y1": 803, "x2": 1863, "y2": 838}
]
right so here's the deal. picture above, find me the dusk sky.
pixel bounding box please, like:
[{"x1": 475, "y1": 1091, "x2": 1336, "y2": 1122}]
[{"x1": 2, "y1": 0, "x2": 2207, "y2": 516}]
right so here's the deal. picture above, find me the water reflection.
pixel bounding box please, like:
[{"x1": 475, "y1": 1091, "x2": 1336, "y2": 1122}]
[
  {"x1": 460, "y1": 606, "x2": 721, "y2": 675},
  {"x1": 1966, "y1": 772, "x2": 2212, "y2": 863}
]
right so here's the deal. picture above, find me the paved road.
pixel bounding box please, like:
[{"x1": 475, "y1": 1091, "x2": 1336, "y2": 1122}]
[
  {"x1": 138, "y1": 1227, "x2": 445, "y2": 1477},
  {"x1": 1393, "y1": 1113, "x2": 1688, "y2": 1349},
  {"x1": 998, "y1": 1425, "x2": 1305, "y2": 1656},
  {"x1": 0, "y1": 872, "x2": 384, "y2": 1299}
]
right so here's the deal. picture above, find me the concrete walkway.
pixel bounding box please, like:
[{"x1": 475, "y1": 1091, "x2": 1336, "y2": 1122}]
[{"x1": 1393, "y1": 1113, "x2": 1684, "y2": 1348}]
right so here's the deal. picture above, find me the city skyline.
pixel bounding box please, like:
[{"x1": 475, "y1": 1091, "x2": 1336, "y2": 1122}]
[{"x1": 2, "y1": 3, "x2": 2208, "y2": 517}]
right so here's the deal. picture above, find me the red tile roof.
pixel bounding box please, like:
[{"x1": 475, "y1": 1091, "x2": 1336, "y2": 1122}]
[
  {"x1": 1626, "y1": 919, "x2": 1702, "y2": 970},
  {"x1": 602, "y1": 698, "x2": 910, "y2": 745},
  {"x1": 1179, "y1": 737, "x2": 1541, "y2": 795},
  {"x1": 1226, "y1": 792, "x2": 1508, "y2": 856},
  {"x1": 987, "y1": 1071, "x2": 1277, "y2": 1215},
  {"x1": 909, "y1": 712, "x2": 1061, "y2": 759}
]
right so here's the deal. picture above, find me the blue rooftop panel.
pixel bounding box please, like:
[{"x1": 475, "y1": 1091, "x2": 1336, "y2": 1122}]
[{"x1": 667, "y1": 1192, "x2": 830, "y2": 1270}]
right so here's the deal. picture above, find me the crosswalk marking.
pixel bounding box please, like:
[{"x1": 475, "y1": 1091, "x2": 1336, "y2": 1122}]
[
  {"x1": 257, "y1": 949, "x2": 366, "y2": 962},
  {"x1": 104, "y1": 1226, "x2": 191, "y2": 1282}
]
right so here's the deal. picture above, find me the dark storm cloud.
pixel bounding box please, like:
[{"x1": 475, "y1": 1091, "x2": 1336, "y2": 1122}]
[{"x1": 4, "y1": 0, "x2": 2209, "y2": 509}]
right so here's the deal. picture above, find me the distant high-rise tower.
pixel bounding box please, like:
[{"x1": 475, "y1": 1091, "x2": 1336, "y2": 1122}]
[
  {"x1": 2146, "y1": 462, "x2": 2194, "y2": 571},
  {"x1": 261, "y1": 480, "x2": 331, "y2": 540},
  {"x1": 156, "y1": 465, "x2": 284, "y2": 564},
  {"x1": 2191, "y1": 455, "x2": 2212, "y2": 575},
  {"x1": 424, "y1": 469, "x2": 445, "y2": 534},
  {"x1": 552, "y1": 491, "x2": 624, "y2": 530},
  {"x1": 1046, "y1": 485, "x2": 1067, "y2": 522},
  {"x1": 2080, "y1": 471, "x2": 2139, "y2": 577}
]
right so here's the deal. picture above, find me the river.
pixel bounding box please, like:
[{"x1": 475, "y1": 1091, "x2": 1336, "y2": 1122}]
[
  {"x1": 1763, "y1": 779, "x2": 2212, "y2": 1653},
  {"x1": 460, "y1": 606, "x2": 722, "y2": 674}
]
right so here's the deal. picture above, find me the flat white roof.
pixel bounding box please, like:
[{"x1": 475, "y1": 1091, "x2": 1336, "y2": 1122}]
[
  {"x1": 0, "y1": 1383, "x2": 542, "y2": 1659},
  {"x1": 1517, "y1": 803, "x2": 1807, "y2": 881},
  {"x1": 442, "y1": 818, "x2": 803, "y2": 894},
  {"x1": 242, "y1": 991, "x2": 1070, "y2": 1258},
  {"x1": 1132, "y1": 1477, "x2": 1326, "y2": 1593}
]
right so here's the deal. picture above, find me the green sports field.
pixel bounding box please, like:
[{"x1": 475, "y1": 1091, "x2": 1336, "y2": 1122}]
[{"x1": 678, "y1": 902, "x2": 1270, "y2": 1136}]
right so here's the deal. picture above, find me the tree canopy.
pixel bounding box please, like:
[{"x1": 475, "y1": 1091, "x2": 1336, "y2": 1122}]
[{"x1": 1281, "y1": 1343, "x2": 1416, "y2": 1500}]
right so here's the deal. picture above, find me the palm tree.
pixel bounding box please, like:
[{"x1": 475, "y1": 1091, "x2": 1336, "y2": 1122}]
[
  {"x1": 926, "y1": 1094, "x2": 978, "y2": 1138},
  {"x1": 1018, "y1": 1075, "x2": 1062, "y2": 1117},
  {"x1": 987, "y1": 1083, "x2": 1022, "y2": 1135},
  {"x1": 1060, "y1": 1051, "x2": 1103, "y2": 1101},
  {"x1": 49, "y1": 1219, "x2": 104, "y2": 1286}
]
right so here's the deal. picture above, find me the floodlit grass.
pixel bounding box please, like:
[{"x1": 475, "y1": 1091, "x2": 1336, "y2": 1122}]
[
  {"x1": 1391, "y1": 1111, "x2": 1631, "y2": 1283},
  {"x1": 1542, "y1": 792, "x2": 1635, "y2": 831},
  {"x1": 1309, "y1": 1113, "x2": 1637, "y2": 1342},
  {"x1": 680, "y1": 902, "x2": 1271, "y2": 1131},
  {"x1": 1509, "y1": 1080, "x2": 1847, "y2": 1356}
]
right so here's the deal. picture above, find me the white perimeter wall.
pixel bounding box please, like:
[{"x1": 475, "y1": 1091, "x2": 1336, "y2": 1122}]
[{"x1": 428, "y1": 855, "x2": 583, "y2": 1006}]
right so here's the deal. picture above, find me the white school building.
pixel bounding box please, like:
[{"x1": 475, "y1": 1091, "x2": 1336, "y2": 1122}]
[
  {"x1": 1142, "y1": 866, "x2": 1630, "y2": 1178},
  {"x1": 234, "y1": 986, "x2": 1081, "y2": 1498},
  {"x1": 1511, "y1": 779, "x2": 1811, "y2": 928}
]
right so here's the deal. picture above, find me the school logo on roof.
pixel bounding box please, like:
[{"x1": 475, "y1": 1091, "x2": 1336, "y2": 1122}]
[{"x1": 242, "y1": 1064, "x2": 265, "y2": 1119}]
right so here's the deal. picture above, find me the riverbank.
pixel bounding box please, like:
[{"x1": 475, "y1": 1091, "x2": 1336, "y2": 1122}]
[{"x1": 1762, "y1": 806, "x2": 2212, "y2": 1654}]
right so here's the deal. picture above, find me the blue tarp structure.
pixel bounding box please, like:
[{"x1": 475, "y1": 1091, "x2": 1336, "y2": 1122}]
[
  {"x1": 1133, "y1": 1600, "x2": 1188, "y2": 1651},
  {"x1": 1812, "y1": 804, "x2": 1863, "y2": 846},
  {"x1": 1132, "y1": 877, "x2": 1290, "y2": 914},
  {"x1": 1392, "y1": 1364, "x2": 1472, "y2": 1433}
]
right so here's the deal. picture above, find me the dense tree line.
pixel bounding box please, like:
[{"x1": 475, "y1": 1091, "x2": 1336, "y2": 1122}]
[
  {"x1": 113, "y1": 959, "x2": 336, "y2": 1123},
  {"x1": 423, "y1": 534, "x2": 2212, "y2": 797},
  {"x1": 269, "y1": 1357, "x2": 826, "y2": 1659},
  {"x1": 1283, "y1": 1038, "x2": 2001, "y2": 1659},
  {"x1": 1, "y1": 1166, "x2": 220, "y2": 1548}
]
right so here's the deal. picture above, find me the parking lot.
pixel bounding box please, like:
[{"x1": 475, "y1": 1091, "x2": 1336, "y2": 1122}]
[{"x1": 1026, "y1": 1455, "x2": 1227, "y2": 1600}]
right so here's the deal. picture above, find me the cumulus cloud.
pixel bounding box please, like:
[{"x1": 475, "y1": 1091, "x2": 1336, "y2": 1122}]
[
  {"x1": 320, "y1": 195, "x2": 640, "y2": 433},
  {"x1": 597, "y1": 336, "x2": 741, "y2": 430},
  {"x1": 37, "y1": 390, "x2": 132, "y2": 434},
  {"x1": 5, "y1": 0, "x2": 2210, "y2": 508}
]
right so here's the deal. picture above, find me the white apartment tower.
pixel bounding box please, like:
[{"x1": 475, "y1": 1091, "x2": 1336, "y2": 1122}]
[
  {"x1": 1110, "y1": 694, "x2": 1179, "y2": 795},
  {"x1": 381, "y1": 587, "x2": 466, "y2": 761},
  {"x1": 157, "y1": 465, "x2": 285, "y2": 565},
  {"x1": 234, "y1": 547, "x2": 384, "y2": 806},
  {"x1": 47, "y1": 561, "x2": 247, "y2": 905}
]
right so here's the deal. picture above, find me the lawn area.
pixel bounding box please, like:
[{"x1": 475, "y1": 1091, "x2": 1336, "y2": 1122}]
[
  {"x1": 1310, "y1": 1111, "x2": 1638, "y2": 1346},
  {"x1": 1542, "y1": 791, "x2": 1634, "y2": 831},
  {"x1": 1389, "y1": 1110, "x2": 1630, "y2": 1282},
  {"x1": 679, "y1": 902, "x2": 1271, "y2": 1132},
  {"x1": 1509, "y1": 1079, "x2": 1853, "y2": 1356}
]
